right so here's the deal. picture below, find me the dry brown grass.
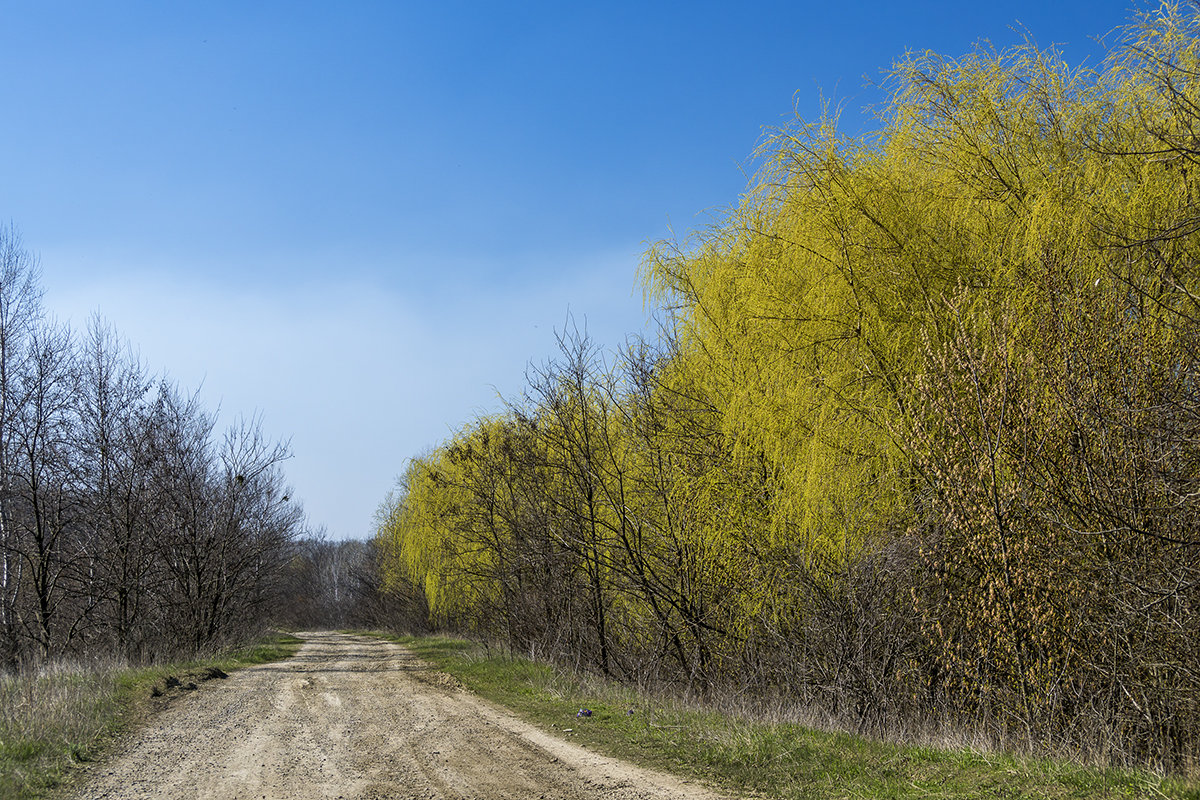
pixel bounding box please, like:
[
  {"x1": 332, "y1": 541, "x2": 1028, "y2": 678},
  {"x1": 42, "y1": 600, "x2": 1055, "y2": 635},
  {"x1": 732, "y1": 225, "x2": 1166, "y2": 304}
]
[{"x1": 0, "y1": 660, "x2": 125, "y2": 799}]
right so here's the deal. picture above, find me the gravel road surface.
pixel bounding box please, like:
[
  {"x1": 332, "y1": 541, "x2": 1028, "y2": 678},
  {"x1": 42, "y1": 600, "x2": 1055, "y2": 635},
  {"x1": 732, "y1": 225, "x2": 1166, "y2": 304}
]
[{"x1": 72, "y1": 631, "x2": 731, "y2": 800}]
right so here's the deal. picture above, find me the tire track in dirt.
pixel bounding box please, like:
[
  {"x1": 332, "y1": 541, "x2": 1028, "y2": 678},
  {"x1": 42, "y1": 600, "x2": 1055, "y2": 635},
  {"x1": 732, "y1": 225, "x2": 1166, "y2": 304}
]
[{"x1": 72, "y1": 631, "x2": 732, "y2": 800}]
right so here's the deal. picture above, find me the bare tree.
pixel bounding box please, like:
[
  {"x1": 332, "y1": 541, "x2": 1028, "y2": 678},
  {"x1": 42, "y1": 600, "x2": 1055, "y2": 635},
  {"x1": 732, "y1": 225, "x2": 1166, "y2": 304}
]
[
  {"x1": 0, "y1": 225, "x2": 42, "y2": 667},
  {"x1": 75, "y1": 316, "x2": 156, "y2": 658},
  {"x1": 7, "y1": 323, "x2": 80, "y2": 660},
  {"x1": 210, "y1": 415, "x2": 302, "y2": 646}
]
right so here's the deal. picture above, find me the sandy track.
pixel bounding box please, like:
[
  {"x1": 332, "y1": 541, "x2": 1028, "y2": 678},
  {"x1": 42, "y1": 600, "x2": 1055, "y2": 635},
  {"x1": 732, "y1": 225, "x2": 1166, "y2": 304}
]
[{"x1": 72, "y1": 631, "x2": 731, "y2": 800}]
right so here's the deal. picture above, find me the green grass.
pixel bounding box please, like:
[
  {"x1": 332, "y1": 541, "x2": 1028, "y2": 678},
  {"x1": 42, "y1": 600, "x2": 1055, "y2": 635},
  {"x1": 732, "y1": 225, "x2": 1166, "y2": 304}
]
[
  {"x1": 371, "y1": 633, "x2": 1200, "y2": 800},
  {"x1": 0, "y1": 631, "x2": 303, "y2": 800}
]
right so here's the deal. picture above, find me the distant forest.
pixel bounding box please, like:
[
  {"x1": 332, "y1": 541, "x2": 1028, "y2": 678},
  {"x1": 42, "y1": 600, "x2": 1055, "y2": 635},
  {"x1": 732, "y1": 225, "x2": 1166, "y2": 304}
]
[{"x1": 370, "y1": 9, "x2": 1200, "y2": 774}]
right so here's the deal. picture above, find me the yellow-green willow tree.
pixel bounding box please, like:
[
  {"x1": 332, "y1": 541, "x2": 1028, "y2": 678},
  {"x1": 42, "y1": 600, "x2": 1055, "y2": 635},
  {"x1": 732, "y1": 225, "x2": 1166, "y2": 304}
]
[
  {"x1": 376, "y1": 8, "x2": 1200, "y2": 770},
  {"x1": 642, "y1": 37, "x2": 1099, "y2": 567},
  {"x1": 641, "y1": 6, "x2": 1200, "y2": 760}
]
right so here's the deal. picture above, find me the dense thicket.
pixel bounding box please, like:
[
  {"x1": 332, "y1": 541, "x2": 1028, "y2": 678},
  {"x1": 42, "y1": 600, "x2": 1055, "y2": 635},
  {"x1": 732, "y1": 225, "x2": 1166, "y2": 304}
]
[
  {"x1": 374, "y1": 9, "x2": 1200, "y2": 774},
  {"x1": 0, "y1": 225, "x2": 305, "y2": 667}
]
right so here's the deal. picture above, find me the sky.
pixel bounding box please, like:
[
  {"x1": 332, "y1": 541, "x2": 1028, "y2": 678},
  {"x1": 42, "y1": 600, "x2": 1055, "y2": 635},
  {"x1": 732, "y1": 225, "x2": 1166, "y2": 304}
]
[{"x1": 0, "y1": 0, "x2": 1145, "y2": 539}]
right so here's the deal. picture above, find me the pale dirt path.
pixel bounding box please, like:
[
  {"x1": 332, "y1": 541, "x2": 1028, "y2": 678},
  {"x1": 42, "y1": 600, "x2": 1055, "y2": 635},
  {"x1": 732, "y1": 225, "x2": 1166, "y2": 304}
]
[{"x1": 72, "y1": 631, "x2": 734, "y2": 800}]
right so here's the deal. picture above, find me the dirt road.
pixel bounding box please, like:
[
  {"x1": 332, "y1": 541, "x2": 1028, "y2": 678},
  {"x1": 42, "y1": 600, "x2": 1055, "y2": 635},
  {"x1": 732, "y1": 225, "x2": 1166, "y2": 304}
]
[{"x1": 73, "y1": 631, "x2": 731, "y2": 799}]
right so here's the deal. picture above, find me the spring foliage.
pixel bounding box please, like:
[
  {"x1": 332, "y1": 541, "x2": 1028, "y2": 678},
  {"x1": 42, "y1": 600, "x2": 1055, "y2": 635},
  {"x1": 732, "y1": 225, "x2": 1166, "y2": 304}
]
[{"x1": 375, "y1": 8, "x2": 1200, "y2": 773}]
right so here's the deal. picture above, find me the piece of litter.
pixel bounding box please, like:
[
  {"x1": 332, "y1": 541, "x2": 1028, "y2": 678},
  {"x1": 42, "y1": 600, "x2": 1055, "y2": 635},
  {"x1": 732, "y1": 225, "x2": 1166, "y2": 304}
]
[{"x1": 563, "y1": 728, "x2": 573, "y2": 732}]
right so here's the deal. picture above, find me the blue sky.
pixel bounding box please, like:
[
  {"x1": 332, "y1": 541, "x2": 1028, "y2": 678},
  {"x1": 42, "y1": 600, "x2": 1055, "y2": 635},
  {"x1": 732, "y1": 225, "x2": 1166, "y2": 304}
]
[{"x1": 1, "y1": 0, "x2": 1142, "y2": 539}]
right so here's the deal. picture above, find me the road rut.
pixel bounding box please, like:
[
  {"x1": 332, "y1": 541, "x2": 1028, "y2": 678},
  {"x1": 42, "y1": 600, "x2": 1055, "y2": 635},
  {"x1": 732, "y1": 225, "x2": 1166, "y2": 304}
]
[{"x1": 73, "y1": 631, "x2": 731, "y2": 800}]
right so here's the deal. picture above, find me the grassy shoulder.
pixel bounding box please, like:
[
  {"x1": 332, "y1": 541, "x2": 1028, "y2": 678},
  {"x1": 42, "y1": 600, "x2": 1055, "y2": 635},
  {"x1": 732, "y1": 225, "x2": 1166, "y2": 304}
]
[
  {"x1": 0, "y1": 631, "x2": 304, "y2": 800},
  {"x1": 369, "y1": 633, "x2": 1199, "y2": 800}
]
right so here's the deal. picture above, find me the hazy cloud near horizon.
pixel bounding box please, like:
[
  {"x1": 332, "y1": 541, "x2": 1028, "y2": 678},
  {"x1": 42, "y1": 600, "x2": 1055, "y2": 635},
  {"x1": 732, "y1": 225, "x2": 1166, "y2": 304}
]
[{"x1": 42, "y1": 247, "x2": 653, "y2": 539}]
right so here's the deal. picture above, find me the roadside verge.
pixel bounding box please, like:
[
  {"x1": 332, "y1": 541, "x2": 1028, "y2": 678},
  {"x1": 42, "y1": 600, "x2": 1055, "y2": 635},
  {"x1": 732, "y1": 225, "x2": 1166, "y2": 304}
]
[{"x1": 369, "y1": 633, "x2": 1200, "y2": 800}]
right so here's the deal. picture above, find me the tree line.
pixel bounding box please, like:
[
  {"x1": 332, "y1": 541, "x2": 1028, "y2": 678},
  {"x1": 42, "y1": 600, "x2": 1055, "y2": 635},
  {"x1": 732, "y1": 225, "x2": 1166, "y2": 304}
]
[
  {"x1": 276, "y1": 534, "x2": 417, "y2": 632},
  {"x1": 0, "y1": 225, "x2": 306, "y2": 668},
  {"x1": 373, "y1": 9, "x2": 1200, "y2": 774}
]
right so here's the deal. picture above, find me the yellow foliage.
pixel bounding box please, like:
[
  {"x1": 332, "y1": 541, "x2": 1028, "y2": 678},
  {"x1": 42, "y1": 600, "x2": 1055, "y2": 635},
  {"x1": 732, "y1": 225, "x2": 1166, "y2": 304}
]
[
  {"x1": 373, "y1": 11, "x2": 1200, "y2": 754},
  {"x1": 639, "y1": 5, "x2": 1200, "y2": 576}
]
